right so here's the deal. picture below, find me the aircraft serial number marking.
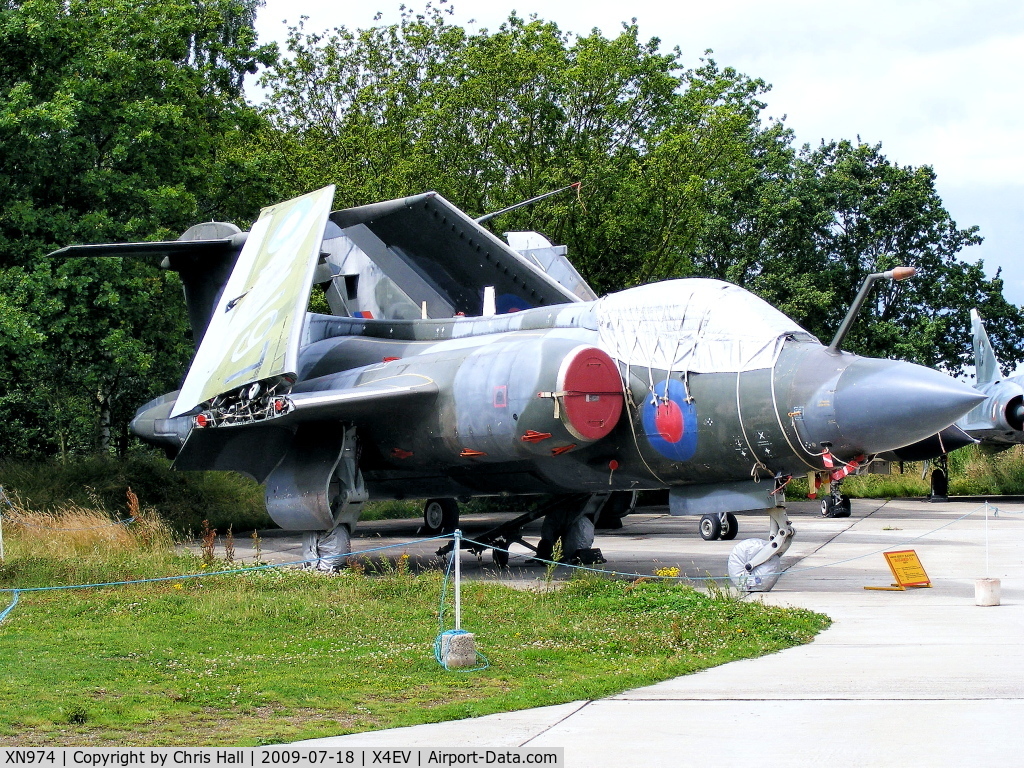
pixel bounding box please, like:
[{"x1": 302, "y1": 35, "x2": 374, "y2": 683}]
[{"x1": 4, "y1": 752, "x2": 56, "y2": 764}]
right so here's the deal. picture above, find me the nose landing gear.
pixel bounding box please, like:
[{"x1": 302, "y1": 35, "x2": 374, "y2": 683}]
[{"x1": 727, "y1": 507, "x2": 794, "y2": 592}]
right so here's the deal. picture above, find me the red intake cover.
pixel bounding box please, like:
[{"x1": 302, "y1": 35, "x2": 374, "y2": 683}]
[{"x1": 556, "y1": 347, "x2": 624, "y2": 441}]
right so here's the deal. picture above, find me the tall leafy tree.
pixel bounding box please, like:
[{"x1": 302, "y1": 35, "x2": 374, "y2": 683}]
[
  {"x1": 262, "y1": 8, "x2": 784, "y2": 295},
  {"x1": 693, "y1": 139, "x2": 1024, "y2": 372},
  {"x1": 0, "y1": 0, "x2": 277, "y2": 458},
  {"x1": 263, "y1": 8, "x2": 1021, "y2": 374}
]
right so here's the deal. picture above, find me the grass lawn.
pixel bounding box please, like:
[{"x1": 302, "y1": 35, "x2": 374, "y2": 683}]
[
  {"x1": 0, "y1": 498, "x2": 830, "y2": 746},
  {"x1": 0, "y1": 560, "x2": 830, "y2": 746}
]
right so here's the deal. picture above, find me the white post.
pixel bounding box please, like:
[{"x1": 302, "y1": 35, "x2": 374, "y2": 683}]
[
  {"x1": 453, "y1": 529, "x2": 462, "y2": 630},
  {"x1": 985, "y1": 500, "x2": 990, "y2": 577},
  {"x1": 975, "y1": 501, "x2": 1001, "y2": 606}
]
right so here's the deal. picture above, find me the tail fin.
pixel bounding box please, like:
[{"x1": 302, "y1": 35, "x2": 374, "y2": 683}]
[
  {"x1": 971, "y1": 309, "x2": 1003, "y2": 384},
  {"x1": 50, "y1": 222, "x2": 247, "y2": 348},
  {"x1": 165, "y1": 222, "x2": 246, "y2": 347}
]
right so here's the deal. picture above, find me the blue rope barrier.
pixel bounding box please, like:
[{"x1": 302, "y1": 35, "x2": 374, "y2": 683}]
[
  {"x1": 0, "y1": 591, "x2": 18, "y2": 623},
  {"x1": 0, "y1": 534, "x2": 452, "y2": 627},
  {"x1": 0, "y1": 500, "x2": 1013, "y2": 648}
]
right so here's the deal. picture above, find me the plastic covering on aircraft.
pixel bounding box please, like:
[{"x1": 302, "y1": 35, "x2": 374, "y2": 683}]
[{"x1": 594, "y1": 279, "x2": 817, "y2": 374}]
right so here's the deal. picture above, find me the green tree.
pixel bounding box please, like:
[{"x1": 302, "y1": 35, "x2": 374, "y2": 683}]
[
  {"x1": 0, "y1": 0, "x2": 277, "y2": 459},
  {"x1": 263, "y1": 8, "x2": 1021, "y2": 374},
  {"x1": 692, "y1": 139, "x2": 1024, "y2": 373},
  {"x1": 262, "y1": 8, "x2": 786, "y2": 294}
]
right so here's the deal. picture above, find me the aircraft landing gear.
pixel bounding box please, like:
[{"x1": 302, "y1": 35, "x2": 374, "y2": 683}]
[
  {"x1": 819, "y1": 481, "x2": 852, "y2": 518},
  {"x1": 433, "y1": 494, "x2": 608, "y2": 568},
  {"x1": 302, "y1": 525, "x2": 352, "y2": 572},
  {"x1": 727, "y1": 507, "x2": 794, "y2": 592},
  {"x1": 422, "y1": 498, "x2": 459, "y2": 535},
  {"x1": 699, "y1": 512, "x2": 739, "y2": 541},
  {"x1": 536, "y1": 495, "x2": 604, "y2": 564},
  {"x1": 594, "y1": 491, "x2": 637, "y2": 529}
]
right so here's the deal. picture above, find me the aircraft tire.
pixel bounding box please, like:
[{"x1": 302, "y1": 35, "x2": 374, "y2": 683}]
[
  {"x1": 699, "y1": 514, "x2": 721, "y2": 540},
  {"x1": 720, "y1": 512, "x2": 739, "y2": 541},
  {"x1": 728, "y1": 538, "x2": 782, "y2": 592},
  {"x1": 423, "y1": 498, "x2": 459, "y2": 535},
  {"x1": 302, "y1": 525, "x2": 352, "y2": 572},
  {"x1": 931, "y1": 468, "x2": 949, "y2": 500},
  {"x1": 820, "y1": 498, "x2": 833, "y2": 517},
  {"x1": 563, "y1": 514, "x2": 596, "y2": 558},
  {"x1": 835, "y1": 497, "x2": 852, "y2": 518}
]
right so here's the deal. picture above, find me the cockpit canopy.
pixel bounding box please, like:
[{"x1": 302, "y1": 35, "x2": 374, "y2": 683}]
[{"x1": 594, "y1": 279, "x2": 819, "y2": 373}]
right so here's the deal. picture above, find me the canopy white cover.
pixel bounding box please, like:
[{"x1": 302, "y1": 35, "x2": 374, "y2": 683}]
[{"x1": 593, "y1": 279, "x2": 817, "y2": 373}]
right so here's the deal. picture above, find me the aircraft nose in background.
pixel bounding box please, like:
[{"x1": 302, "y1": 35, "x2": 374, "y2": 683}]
[{"x1": 832, "y1": 357, "x2": 986, "y2": 454}]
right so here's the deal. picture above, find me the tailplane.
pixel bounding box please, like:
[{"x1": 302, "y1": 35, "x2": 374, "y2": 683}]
[{"x1": 50, "y1": 222, "x2": 248, "y2": 348}]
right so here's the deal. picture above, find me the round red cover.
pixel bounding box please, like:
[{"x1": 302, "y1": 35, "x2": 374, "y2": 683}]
[{"x1": 557, "y1": 347, "x2": 624, "y2": 441}]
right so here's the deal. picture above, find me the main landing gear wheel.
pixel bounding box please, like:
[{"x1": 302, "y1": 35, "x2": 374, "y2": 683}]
[
  {"x1": 422, "y1": 498, "x2": 459, "y2": 535},
  {"x1": 930, "y1": 467, "x2": 949, "y2": 502},
  {"x1": 492, "y1": 548, "x2": 509, "y2": 567},
  {"x1": 728, "y1": 538, "x2": 782, "y2": 592},
  {"x1": 699, "y1": 514, "x2": 721, "y2": 541},
  {"x1": 302, "y1": 526, "x2": 352, "y2": 572},
  {"x1": 491, "y1": 537, "x2": 510, "y2": 567},
  {"x1": 700, "y1": 512, "x2": 739, "y2": 541},
  {"x1": 594, "y1": 491, "x2": 637, "y2": 530}
]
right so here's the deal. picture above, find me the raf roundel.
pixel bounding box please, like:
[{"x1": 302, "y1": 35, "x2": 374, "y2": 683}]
[{"x1": 642, "y1": 379, "x2": 698, "y2": 461}]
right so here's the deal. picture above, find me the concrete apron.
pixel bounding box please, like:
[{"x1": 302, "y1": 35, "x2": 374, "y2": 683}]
[{"x1": 293, "y1": 498, "x2": 1024, "y2": 766}]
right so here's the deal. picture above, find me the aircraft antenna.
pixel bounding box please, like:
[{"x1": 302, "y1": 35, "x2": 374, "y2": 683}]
[{"x1": 474, "y1": 182, "x2": 581, "y2": 224}]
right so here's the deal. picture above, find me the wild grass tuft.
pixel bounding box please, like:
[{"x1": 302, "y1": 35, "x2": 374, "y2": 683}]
[
  {"x1": 0, "y1": 487, "x2": 186, "y2": 590},
  {"x1": 0, "y1": 453, "x2": 269, "y2": 534},
  {"x1": 1, "y1": 488, "x2": 173, "y2": 562}
]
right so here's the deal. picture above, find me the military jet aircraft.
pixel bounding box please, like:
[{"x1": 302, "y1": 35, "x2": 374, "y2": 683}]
[
  {"x1": 52, "y1": 186, "x2": 985, "y2": 590},
  {"x1": 876, "y1": 309, "x2": 1024, "y2": 500}
]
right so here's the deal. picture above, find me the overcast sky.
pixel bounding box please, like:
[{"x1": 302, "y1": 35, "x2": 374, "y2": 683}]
[{"x1": 253, "y1": 0, "x2": 1024, "y2": 305}]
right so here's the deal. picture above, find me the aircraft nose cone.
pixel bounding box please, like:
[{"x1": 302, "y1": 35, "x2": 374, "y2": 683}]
[{"x1": 833, "y1": 357, "x2": 986, "y2": 454}]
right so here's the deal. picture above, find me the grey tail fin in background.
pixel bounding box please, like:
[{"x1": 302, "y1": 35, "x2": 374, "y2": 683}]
[
  {"x1": 972, "y1": 309, "x2": 1002, "y2": 384},
  {"x1": 50, "y1": 222, "x2": 247, "y2": 349}
]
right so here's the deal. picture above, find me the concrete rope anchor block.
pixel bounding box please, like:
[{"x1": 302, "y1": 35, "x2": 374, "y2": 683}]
[
  {"x1": 975, "y1": 577, "x2": 1001, "y2": 606},
  {"x1": 441, "y1": 632, "x2": 477, "y2": 668}
]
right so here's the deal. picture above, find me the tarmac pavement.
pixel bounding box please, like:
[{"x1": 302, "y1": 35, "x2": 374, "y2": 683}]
[{"x1": 269, "y1": 497, "x2": 1023, "y2": 767}]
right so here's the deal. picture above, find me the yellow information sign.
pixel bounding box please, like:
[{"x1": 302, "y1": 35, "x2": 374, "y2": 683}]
[{"x1": 864, "y1": 549, "x2": 931, "y2": 591}]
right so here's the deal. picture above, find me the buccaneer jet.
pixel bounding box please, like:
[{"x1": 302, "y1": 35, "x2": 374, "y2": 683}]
[{"x1": 53, "y1": 187, "x2": 985, "y2": 590}]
